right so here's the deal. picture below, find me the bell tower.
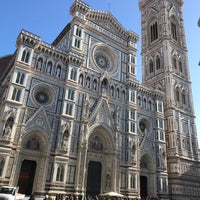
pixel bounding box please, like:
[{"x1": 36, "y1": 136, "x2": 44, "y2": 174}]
[{"x1": 139, "y1": 0, "x2": 200, "y2": 199}]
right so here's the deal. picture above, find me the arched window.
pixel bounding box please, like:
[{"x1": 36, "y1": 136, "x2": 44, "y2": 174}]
[
  {"x1": 179, "y1": 60, "x2": 183, "y2": 73},
  {"x1": 21, "y1": 49, "x2": 30, "y2": 63},
  {"x1": 158, "y1": 102, "x2": 163, "y2": 112},
  {"x1": 173, "y1": 57, "x2": 177, "y2": 69},
  {"x1": 130, "y1": 174, "x2": 136, "y2": 189},
  {"x1": 150, "y1": 21, "x2": 158, "y2": 43},
  {"x1": 16, "y1": 72, "x2": 25, "y2": 85},
  {"x1": 56, "y1": 166, "x2": 64, "y2": 182},
  {"x1": 122, "y1": 90, "x2": 126, "y2": 101},
  {"x1": 67, "y1": 88, "x2": 75, "y2": 101},
  {"x1": 156, "y1": 55, "x2": 161, "y2": 70},
  {"x1": 175, "y1": 88, "x2": 180, "y2": 102},
  {"x1": 65, "y1": 103, "x2": 74, "y2": 116},
  {"x1": 171, "y1": 21, "x2": 177, "y2": 41},
  {"x1": 149, "y1": 59, "x2": 154, "y2": 73},
  {"x1": 11, "y1": 88, "x2": 21, "y2": 101},
  {"x1": 130, "y1": 91, "x2": 135, "y2": 102},
  {"x1": 74, "y1": 39, "x2": 81, "y2": 48},
  {"x1": 0, "y1": 159, "x2": 4, "y2": 176},
  {"x1": 70, "y1": 68, "x2": 77, "y2": 81},
  {"x1": 76, "y1": 27, "x2": 82, "y2": 37},
  {"x1": 182, "y1": 90, "x2": 186, "y2": 105},
  {"x1": 110, "y1": 86, "x2": 114, "y2": 97}
]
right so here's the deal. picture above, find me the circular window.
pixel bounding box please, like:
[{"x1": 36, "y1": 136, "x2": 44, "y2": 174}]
[
  {"x1": 94, "y1": 52, "x2": 110, "y2": 70},
  {"x1": 92, "y1": 44, "x2": 118, "y2": 74},
  {"x1": 35, "y1": 90, "x2": 49, "y2": 104},
  {"x1": 32, "y1": 84, "x2": 54, "y2": 106}
]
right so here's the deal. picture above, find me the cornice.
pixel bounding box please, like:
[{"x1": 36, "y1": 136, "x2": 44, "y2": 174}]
[
  {"x1": 139, "y1": 0, "x2": 183, "y2": 10},
  {"x1": 86, "y1": 10, "x2": 139, "y2": 42}
]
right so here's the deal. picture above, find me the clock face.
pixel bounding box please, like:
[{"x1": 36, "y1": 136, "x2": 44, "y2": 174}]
[{"x1": 94, "y1": 52, "x2": 110, "y2": 70}]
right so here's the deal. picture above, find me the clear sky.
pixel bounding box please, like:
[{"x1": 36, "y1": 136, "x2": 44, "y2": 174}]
[{"x1": 1, "y1": 0, "x2": 200, "y2": 143}]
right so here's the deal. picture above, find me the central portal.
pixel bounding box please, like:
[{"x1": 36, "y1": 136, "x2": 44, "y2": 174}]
[
  {"x1": 140, "y1": 175, "x2": 148, "y2": 199},
  {"x1": 86, "y1": 161, "x2": 102, "y2": 197},
  {"x1": 17, "y1": 160, "x2": 36, "y2": 195}
]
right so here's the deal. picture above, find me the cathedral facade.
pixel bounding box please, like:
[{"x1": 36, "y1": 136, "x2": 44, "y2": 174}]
[{"x1": 0, "y1": 0, "x2": 199, "y2": 199}]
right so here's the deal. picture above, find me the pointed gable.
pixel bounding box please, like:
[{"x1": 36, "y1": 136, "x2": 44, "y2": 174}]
[
  {"x1": 86, "y1": 10, "x2": 128, "y2": 39},
  {"x1": 89, "y1": 97, "x2": 115, "y2": 131},
  {"x1": 24, "y1": 107, "x2": 53, "y2": 138}
]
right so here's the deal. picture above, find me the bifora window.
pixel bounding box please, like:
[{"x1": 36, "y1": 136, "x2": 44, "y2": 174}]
[
  {"x1": 156, "y1": 55, "x2": 161, "y2": 70},
  {"x1": 21, "y1": 49, "x2": 30, "y2": 63},
  {"x1": 150, "y1": 21, "x2": 158, "y2": 43},
  {"x1": 149, "y1": 59, "x2": 154, "y2": 73},
  {"x1": 171, "y1": 21, "x2": 177, "y2": 41},
  {"x1": 11, "y1": 87, "x2": 21, "y2": 101},
  {"x1": 70, "y1": 68, "x2": 77, "y2": 81},
  {"x1": 66, "y1": 165, "x2": 76, "y2": 184},
  {"x1": 15, "y1": 72, "x2": 25, "y2": 85},
  {"x1": 65, "y1": 103, "x2": 74, "y2": 116},
  {"x1": 56, "y1": 166, "x2": 64, "y2": 182}
]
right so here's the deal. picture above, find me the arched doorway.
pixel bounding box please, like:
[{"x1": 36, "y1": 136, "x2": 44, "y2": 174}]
[
  {"x1": 84, "y1": 126, "x2": 116, "y2": 196},
  {"x1": 140, "y1": 154, "x2": 154, "y2": 199},
  {"x1": 17, "y1": 160, "x2": 36, "y2": 195},
  {"x1": 17, "y1": 131, "x2": 49, "y2": 197},
  {"x1": 86, "y1": 161, "x2": 102, "y2": 197}
]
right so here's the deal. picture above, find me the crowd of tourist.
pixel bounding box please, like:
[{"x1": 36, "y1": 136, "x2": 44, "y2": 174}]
[{"x1": 43, "y1": 194, "x2": 159, "y2": 200}]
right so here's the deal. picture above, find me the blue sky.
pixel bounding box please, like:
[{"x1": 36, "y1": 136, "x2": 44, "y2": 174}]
[{"x1": 1, "y1": 0, "x2": 200, "y2": 143}]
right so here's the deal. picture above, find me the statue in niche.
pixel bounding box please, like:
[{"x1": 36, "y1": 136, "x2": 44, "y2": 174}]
[
  {"x1": 37, "y1": 58, "x2": 43, "y2": 70},
  {"x1": 3, "y1": 125, "x2": 12, "y2": 137},
  {"x1": 115, "y1": 106, "x2": 121, "y2": 129},
  {"x1": 46, "y1": 62, "x2": 52, "y2": 74},
  {"x1": 106, "y1": 174, "x2": 111, "y2": 187},
  {"x1": 160, "y1": 147, "x2": 166, "y2": 168},
  {"x1": 93, "y1": 79, "x2": 97, "y2": 90},
  {"x1": 131, "y1": 143, "x2": 136, "y2": 154},
  {"x1": 61, "y1": 122, "x2": 70, "y2": 149},
  {"x1": 101, "y1": 79, "x2": 108, "y2": 94},
  {"x1": 3, "y1": 117, "x2": 14, "y2": 137},
  {"x1": 56, "y1": 65, "x2": 61, "y2": 77},
  {"x1": 79, "y1": 74, "x2": 83, "y2": 85},
  {"x1": 131, "y1": 141, "x2": 136, "y2": 163},
  {"x1": 61, "y1": 128, "x2": 69, "y2": 148},
  {"x1": 83, "y1": 94, "x2": 90, "y2": 119}
]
